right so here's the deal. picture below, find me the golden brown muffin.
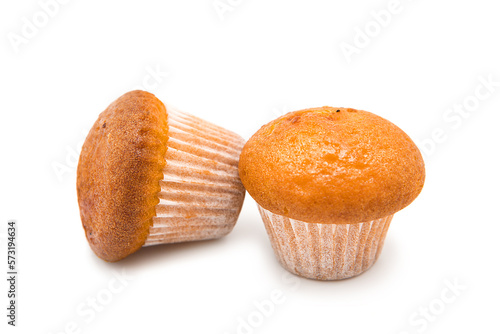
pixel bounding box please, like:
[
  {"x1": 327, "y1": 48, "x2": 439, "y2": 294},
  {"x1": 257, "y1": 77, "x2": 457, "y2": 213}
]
[
  {"x1": 239, "y1": 106, "x2": 425, "y2": 280},
  {"x1": 239, "y1": 107, "x2": 425, "y2": 224},
  {"x1": 77, "y1": 91, "x2": 245, "y2": 262}
]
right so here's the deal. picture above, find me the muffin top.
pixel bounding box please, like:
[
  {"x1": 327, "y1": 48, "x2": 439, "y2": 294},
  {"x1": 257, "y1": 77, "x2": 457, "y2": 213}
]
[
  {"x1": 77, "y1": 91, "x2": 169, "y2": 262},
  {"x1": 239, "y1": 107, "x2": 425, "y2": 224}
]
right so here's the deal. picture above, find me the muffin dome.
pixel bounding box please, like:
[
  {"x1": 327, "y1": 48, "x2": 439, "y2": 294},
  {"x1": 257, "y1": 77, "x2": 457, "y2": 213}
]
[
  {"x1": 77, "y1": 91, "x2": 169, "y2": 262},
  {"x1": 239, "y1": 107, "x2": 425, "y2": 224}
]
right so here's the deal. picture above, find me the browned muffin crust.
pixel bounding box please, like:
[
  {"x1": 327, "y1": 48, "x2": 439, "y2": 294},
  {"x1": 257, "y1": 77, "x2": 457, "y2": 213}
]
[
  {"x1": 77, "y1": 91, "x2": 169, "y2": 262},
  {"x1": 239, "y1": 107, "x2": 425, "y2": 224}
]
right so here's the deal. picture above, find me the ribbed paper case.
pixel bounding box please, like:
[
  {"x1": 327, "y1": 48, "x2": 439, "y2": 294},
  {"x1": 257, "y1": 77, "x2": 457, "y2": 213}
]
[
  {"x1": 144, "y1": 107, "x2": 246, "y2": 246},
  {"x1": 258, "y1": 205, "x2": 393, "y2": 280}
]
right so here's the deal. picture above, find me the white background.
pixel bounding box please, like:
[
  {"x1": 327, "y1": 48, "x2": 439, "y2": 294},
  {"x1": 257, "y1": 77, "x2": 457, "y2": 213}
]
[{"x1": 1, "y1": 0, "x2": 499, "y2": 333}]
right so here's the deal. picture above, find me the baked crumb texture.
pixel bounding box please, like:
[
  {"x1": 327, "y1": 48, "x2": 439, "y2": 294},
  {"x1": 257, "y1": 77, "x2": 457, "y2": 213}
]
[
  {"x1": 77, "y1": 91, "x2": 169, "y2": 262},
  {"x1": 239, "y1": 107, "x2": 425, "y2": 224}
]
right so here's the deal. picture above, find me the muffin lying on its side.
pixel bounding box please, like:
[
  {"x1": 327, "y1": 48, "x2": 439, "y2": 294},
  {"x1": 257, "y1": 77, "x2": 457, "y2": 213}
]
[{"x1": 77, "y1": 90, "x2": 246, "y2": 262}]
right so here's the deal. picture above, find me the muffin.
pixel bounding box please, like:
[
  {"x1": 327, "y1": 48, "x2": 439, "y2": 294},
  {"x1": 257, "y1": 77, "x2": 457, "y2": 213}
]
[
  {"x1": 239, "y1": 107, "x2": 425, "y2": 280},
  {"x1": 77, "y1": 90, "x2": 245, "y2": 262}
]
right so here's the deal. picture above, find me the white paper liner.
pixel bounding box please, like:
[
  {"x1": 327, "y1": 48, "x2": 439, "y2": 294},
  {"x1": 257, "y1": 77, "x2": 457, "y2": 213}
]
[
  {"x1": 258, "y1": 205, "x2": 393, "y2": 280},
  {"x1": 144, "y1": 107, "x2": 246, "y2": 246}
]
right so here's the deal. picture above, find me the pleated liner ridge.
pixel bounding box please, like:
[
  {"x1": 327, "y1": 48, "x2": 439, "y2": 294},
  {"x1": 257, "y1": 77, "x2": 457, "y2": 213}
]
[
  {"x1": 144, "y1": 107, "x2": 246, "y2": 246},
  {"x1": 258, "y1": 206, "x2": 393, "y2": 280}
]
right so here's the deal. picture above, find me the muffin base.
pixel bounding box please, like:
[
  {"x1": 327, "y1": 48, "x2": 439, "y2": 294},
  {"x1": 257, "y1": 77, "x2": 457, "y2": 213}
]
[
  {"x1": 258, "y1": 206, "x2": 393, "y2": 280},
  {"x1": 144, "y1": 107, "x2": 246, "y2": 246}
]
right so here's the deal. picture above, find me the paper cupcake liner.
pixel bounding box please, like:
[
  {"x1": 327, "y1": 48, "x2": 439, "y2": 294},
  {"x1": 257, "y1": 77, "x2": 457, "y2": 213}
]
[
  {"x1": 258, "y1": 205, "x2": 393, "y2": 280},
  {"x1": 144, "y1": 107, "x2": 246, "y2": 246}
]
